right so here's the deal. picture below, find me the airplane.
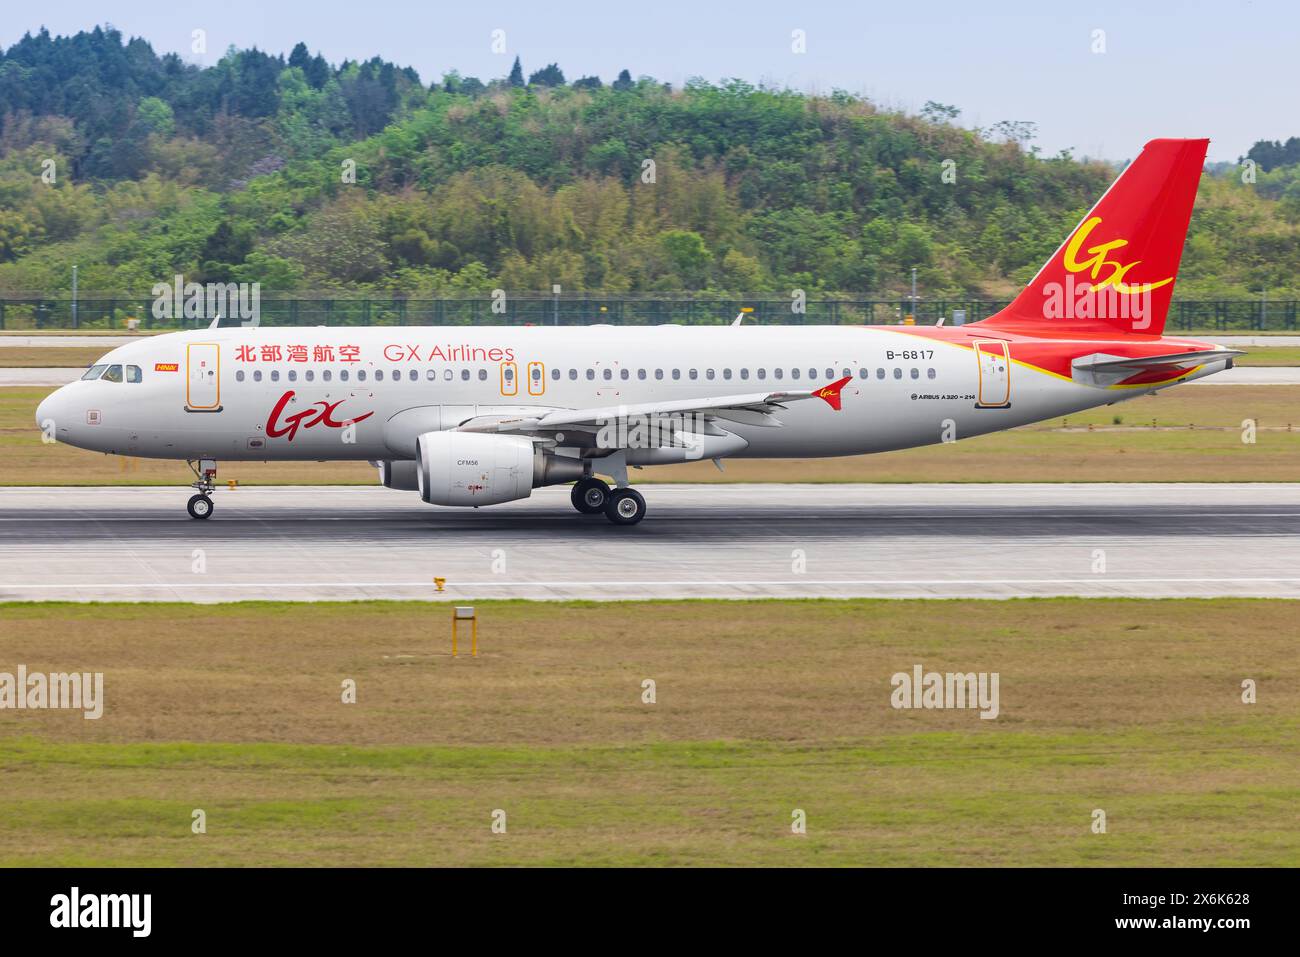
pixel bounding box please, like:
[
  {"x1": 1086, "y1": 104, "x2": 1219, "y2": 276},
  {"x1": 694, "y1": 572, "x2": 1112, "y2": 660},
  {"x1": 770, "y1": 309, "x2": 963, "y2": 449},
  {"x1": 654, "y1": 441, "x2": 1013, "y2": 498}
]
[{"x1": 35, "y1": 137, "x2": 1241, "y2": 526}]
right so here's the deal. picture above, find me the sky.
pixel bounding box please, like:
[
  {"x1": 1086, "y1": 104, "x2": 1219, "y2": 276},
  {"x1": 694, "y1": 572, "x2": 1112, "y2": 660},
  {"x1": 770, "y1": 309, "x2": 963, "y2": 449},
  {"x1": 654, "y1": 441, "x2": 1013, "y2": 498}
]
[{"x1": 2, "y1": 0, "x2": 1291, "y2": 163}]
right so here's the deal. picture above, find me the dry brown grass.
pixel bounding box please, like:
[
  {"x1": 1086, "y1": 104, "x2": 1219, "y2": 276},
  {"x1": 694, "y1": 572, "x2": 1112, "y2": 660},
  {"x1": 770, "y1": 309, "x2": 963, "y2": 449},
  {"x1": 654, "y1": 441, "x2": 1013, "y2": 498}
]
[{"x1": 0, "y1": 599, "x2": 1294, "y2": 866}]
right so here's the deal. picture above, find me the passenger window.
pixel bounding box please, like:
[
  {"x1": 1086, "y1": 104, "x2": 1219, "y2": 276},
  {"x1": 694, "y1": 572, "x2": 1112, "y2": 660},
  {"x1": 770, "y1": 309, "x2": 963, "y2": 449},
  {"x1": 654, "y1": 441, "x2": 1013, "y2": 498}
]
[
  {"x1": 826, "y1": 368, "x2": 834, "y2": 379},
  {"x1": 271, "y1": 370, "x2": 280, "y2": 382},
  {"x1": 236, "y1": 370, "x2": 245, "y2": 382},
  {"x1": 808, "y1": 368, "x2": 817, "y2": 380},
  {"x1": 757, "y1": 368, "x2": 766, "y2": 380},
  {"x1": 288, "y1": 370, "x2": 297, "y2": 382},
  {"x1": 602, "y1": 369, "x2": 612, "y2": 381},
  {"x1": 655, "y1": 369, "x2": 663, "y2": 380},
  {"x1": 531, "y1": 367, "x2": 541, "y2": 382},
  {"x1": 586, "y1": 369, "x2": 595, "y2": 380},
  {"x1": 323, "y1": 370, "x2": 332, "y2": 382},
  {"x1": 568, "y1": 369, "x2": 577, "y2": 380},
  {"x1": 357, "y1": 370, "x2": 367, "y2": 381},
  {"x1": 306, "y1": 370, "x2": 315, "y2": 382},
  {"x1": 375, "y1": 370, "x2": 384, "y2": 381},
  {"x1": 893, "y1": 368, "x2": 902, "y2": 379},
  {"x1": 672, "y1": 369, "x2": 681, "y2": 380},
  {"x1": 410, "y1": 369, "x2": 418, "y2": 382},
  {"x1": 927, "y1": 368, "x2": 936, "y2": 379},
  {"x1": 443, "y1": 369, "x2": 452, "y2": 381},
  {"x1": 461, "y1": 369, "x2": 470, "y2": 381},
  {"x1": 910, "y1": 368, "x2": 919, "y2": 379},
  {"x1": 552, "y1": 368, "x2": 561, "y2": 381},
  {"x1": 126, "y1": 365, "x2": 142, "y2": 383},
  {"x1": 876, "y1": 368, "x2": 885, "y2": 380},
  {"x1": 620, "y1": 368, "x2": 629, "y2": 380},
  {"x1": 103, "y1": 364, "x2": 123, "y2": 383},
  {"x1": 689, "y1": 369, "x2": 698, "y2": 380},
  {"x1": 82, "y1": 364, "x2": 107, "y2": 381},
  {"x1": 740, "y1": 369, "x2": 749, "y2": 380},
  {"x1": 859, "y1": 368, "x2": 868, "y2": 379},
  {"x1": 723, "y1": 369, "x2": 732, "y2": 380},
  {"x1": 339, "y1": 370, "x2": 348, "y2": 382},
  {"x1": 791, "y1": 369, "x2": 800, "y2": 380},
  {"x1": 706, "y1": 369, "x2": 715, "y2": 380},
  {"x1": 479, "y1": 369, "x2": 488, "y2": 381},
  {"x1": 392, "y1": 368, "x2": 400, "y2": 380},
  {"x1": 842, "y1": 368, "x2": 850, "y2": 378},
  {"x1": 774, "y1": 368, "x2": 783, "y2": 380},
  {"x1": 427, "y1": 369, "x2": 436, "y2": 381},
  {"x1": 253, "y1": 370, "x2": 263, "y2": 382}
]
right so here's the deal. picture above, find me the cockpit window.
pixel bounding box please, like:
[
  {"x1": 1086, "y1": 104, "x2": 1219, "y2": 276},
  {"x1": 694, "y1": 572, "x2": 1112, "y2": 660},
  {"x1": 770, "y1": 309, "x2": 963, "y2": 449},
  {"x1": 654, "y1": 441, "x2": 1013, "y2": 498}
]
[
  {"x1": 82, "y1": 364, "x2": 107, "y2": 381},
  {"x1": 102, "y1": 364, "x2": 124, "y2": 383},
  {"x1": 126, "y1": 365, "x2": 142, "y2": 383}
]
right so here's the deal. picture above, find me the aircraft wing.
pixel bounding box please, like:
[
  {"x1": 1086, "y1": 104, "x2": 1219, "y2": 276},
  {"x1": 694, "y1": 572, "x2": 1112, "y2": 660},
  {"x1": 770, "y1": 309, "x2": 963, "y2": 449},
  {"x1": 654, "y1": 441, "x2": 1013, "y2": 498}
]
[{"x1": 455, "y1": 376, "x2": 853, "y2": 437}]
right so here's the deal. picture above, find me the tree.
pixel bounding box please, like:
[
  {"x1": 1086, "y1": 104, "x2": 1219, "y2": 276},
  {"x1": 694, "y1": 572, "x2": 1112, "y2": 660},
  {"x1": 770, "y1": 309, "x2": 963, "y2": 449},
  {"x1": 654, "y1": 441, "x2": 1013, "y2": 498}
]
[
  {"x1": 990, "y1": 120, "x2": 1037, "y2": 147},
  {"x1": 612, "y1": 69, "x2": 633, "y2": 91},
  {"x1": 920, "y1": 101, "x2": 959, "y2": 124},
  {"x1": 572, "y1": 75, "x2": 602, "y2": 90},
  {"x1": 528, "y1": 63, "x2": 566, "y2": 87},
  {"x1": 508, "y1": 56, "x2": 524, "y2": 88}
]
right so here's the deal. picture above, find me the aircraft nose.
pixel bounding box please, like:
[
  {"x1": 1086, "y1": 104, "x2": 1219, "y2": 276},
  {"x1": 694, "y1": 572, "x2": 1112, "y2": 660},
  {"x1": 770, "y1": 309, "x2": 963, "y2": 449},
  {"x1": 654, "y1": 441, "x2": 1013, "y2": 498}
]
[{"x1": 35, "y1": 386, "x2": 68, "y2": 436}]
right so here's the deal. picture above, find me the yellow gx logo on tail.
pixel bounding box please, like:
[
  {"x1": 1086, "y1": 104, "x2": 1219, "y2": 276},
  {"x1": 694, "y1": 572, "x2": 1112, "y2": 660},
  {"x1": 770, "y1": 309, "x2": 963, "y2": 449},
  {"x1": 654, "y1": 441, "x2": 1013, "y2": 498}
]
[{"x1": 1062, "y1": 217, "x2": 1173, "y2": 294}]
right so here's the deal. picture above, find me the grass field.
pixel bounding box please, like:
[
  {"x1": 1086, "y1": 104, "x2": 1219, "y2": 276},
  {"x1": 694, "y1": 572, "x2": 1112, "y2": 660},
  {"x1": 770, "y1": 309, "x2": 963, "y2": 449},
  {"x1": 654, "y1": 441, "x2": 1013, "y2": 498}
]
[
  {"x1": 0, "y1": 598, "x2": 1294, "y2": 866},
  {"x1": 5, "y1": 345, "x2": 1300, "y2": 368},
  {"x1": 4, "y1": 384, "x2": 1299, "y2": 485}
]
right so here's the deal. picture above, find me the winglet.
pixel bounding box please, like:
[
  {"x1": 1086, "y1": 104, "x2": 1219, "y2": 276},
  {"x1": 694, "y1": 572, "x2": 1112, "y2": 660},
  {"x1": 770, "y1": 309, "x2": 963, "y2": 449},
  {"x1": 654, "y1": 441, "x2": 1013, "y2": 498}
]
[{"x1": 815, "y1": 376, "x2": 852, "y2": 411}]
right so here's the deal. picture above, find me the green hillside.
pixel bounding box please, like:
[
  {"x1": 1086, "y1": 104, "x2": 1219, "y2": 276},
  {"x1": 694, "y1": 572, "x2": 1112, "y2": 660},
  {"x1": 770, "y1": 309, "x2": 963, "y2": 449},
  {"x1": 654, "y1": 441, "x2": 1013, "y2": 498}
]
[{"x1": 1, "y1": 26, "x2": 1298, "y2": 299}]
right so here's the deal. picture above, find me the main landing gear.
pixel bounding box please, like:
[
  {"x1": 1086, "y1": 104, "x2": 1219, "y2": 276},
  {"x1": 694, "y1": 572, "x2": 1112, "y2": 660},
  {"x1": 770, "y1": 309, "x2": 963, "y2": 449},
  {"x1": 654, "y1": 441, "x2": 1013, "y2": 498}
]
[
  {"x1": 186, "y1": 459, "x2": 218, "y2": 520},
  {"x1": 570, "y1": 477, "x2": 647, "y2": 525}
]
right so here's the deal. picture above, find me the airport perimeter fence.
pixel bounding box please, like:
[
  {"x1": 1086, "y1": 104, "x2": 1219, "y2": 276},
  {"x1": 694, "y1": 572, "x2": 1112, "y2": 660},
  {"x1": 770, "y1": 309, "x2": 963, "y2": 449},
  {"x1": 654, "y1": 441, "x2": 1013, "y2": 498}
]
[{"x1": 1, "y1": 293, "x2": 1297, "y2": 334}]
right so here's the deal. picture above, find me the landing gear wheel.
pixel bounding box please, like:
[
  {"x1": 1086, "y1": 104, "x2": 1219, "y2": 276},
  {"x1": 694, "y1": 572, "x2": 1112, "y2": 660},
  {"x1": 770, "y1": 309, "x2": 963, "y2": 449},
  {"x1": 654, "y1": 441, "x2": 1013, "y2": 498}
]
[
  {"x1": 604, "y1": 487, "x2": 646, "y2": 526},
  {"x1": 187, "y1": 494, "x2": 214, "y2": 520},
  {"x1": 571, "y1": 477, "x2": 611, "y2": 514}
]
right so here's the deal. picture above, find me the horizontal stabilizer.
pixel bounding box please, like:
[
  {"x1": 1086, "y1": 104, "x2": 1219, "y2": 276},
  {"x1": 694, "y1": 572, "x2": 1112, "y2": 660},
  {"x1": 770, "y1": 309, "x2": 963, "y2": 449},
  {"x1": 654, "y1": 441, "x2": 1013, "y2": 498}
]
[{"x1": 1071, "y1": 349, "x2": 1243, "y2": 387}]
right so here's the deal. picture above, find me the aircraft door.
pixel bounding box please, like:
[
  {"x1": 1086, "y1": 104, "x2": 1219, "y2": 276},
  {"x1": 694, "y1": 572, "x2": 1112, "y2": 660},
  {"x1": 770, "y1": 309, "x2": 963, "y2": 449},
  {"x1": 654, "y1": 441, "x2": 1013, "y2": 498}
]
[
  {"x1": 974, "y1": 340, "x2": 1011, "y2": 408},
  {"x1": 500, "y1": 361, "x2": 518, "y2": 396},
  {"x1": 527, "y1": 361, "x2": 545, "y2": 396},
  {"x1": 186, "y1": 343, "x2": 221, "y2": 411}
]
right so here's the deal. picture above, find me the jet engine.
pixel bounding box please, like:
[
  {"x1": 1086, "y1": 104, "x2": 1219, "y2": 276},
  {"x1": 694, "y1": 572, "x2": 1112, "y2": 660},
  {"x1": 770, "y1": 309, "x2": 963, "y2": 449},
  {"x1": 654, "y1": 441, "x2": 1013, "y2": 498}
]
[{"x1": 415, "y1": 431, "x2": 584, "y2": 506}]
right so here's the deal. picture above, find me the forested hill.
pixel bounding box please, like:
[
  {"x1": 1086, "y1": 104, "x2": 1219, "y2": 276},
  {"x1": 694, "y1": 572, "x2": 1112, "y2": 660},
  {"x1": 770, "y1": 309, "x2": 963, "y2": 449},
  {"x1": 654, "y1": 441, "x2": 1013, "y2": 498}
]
[{"x1": 2, "y1": 26, "x2": 1298, "y2": 299}]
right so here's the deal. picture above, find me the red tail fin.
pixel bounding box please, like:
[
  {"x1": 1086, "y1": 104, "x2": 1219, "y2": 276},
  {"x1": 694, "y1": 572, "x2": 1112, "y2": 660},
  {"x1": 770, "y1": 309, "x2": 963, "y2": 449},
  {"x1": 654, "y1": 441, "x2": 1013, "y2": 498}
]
[{"x1": 977, "y1": 138, "x2": 1208, "y2": 337}]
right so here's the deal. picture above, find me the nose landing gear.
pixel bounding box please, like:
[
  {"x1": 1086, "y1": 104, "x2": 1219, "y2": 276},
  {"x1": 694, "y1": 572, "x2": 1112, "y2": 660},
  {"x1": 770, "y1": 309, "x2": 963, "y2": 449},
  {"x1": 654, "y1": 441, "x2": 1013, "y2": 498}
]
[{"x1": 186, "y1": 458, "x2": 218, "y2": 520}]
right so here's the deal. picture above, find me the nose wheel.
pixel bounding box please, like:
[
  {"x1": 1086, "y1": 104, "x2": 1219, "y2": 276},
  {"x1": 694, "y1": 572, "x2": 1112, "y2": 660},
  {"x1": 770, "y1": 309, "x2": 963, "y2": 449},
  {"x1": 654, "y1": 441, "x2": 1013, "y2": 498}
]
[
  {"x1": 186, "y1": 458, "x2": 219, "y2": 520},
  {"x1": 187, "y1": 494, "x2": 214, "y2": 520}
]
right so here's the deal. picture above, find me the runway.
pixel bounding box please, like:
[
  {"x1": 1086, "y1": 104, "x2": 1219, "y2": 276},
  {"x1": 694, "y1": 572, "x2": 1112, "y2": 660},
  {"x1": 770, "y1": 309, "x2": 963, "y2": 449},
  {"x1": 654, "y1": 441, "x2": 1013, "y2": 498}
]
[{"x1": 2, "y1": 483, "x2": 1299, "y2": 602}]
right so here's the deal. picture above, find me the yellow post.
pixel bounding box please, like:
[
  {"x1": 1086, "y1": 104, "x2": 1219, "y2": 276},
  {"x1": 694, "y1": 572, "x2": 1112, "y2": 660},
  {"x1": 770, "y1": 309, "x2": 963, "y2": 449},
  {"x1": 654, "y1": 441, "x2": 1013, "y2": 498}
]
[{"x1": 452, "y1": 606, "x2": 476, "y2": 657}]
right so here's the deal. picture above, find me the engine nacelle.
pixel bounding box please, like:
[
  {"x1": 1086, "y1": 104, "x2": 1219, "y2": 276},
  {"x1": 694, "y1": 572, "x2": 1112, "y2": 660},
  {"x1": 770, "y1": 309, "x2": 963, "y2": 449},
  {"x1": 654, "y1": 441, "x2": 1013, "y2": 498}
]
[
  {"x1": 415, "y1": 432, "x2": 585, "y2": 506},
  {"x1": 376, "y1": 459, "x2": 419, "y2": 490}
]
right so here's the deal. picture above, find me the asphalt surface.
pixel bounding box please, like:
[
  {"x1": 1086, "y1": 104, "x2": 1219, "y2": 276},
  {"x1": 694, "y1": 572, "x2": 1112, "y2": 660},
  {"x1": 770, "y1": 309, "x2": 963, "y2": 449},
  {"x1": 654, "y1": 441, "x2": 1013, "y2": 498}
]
[{"x1": 2, "y1": 484, "x2": 1298, "y2": 602}]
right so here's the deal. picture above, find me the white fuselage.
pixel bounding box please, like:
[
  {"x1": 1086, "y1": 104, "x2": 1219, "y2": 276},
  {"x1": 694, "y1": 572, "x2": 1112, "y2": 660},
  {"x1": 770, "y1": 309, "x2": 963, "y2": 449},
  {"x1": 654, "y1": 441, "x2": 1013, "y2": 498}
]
[{"x1": 36, "y1": 324, "x2": 1231, "y2": 463}]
